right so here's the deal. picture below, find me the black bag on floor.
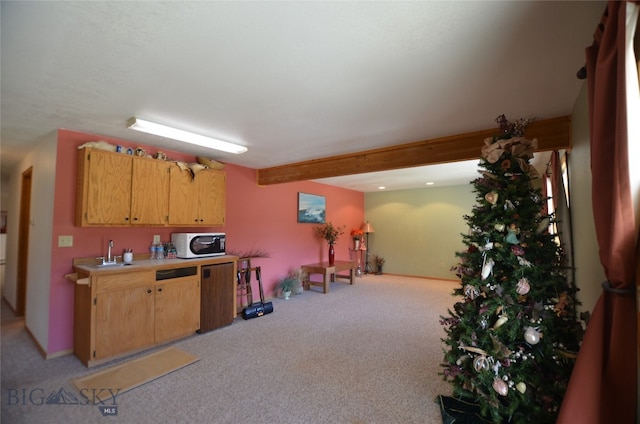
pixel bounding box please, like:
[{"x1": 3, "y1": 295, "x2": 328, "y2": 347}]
[
  {"x1": 242, "y1": 301, "x2": 274, "y2": 320},
  {"x1": 240, "y1": 266, "x2": 274, "y2": 320}
]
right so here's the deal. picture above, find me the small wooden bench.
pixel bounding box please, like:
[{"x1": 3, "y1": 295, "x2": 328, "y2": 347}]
[{"x1": 301, "y1": 260, "x2": 356, "y2": 293}]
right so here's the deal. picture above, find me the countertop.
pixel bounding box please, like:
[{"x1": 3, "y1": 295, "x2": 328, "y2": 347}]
[{"x1": 72, "y1": 255, "x2": 239, "y2": 276}]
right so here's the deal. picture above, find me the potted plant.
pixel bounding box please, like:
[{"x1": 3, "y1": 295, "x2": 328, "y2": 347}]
[
  {"x1": 315, "y1": 221, "x2": 345, "y2": 265},
  {"x1": 373, "y1": 254, "x2": 385, "y2": 274},
  {"x1": 276, "y1": 271, "x2": 301, "y2": 300},
  {"x1": 350, "y1": 228, "x2": 364, "y2": 249}
]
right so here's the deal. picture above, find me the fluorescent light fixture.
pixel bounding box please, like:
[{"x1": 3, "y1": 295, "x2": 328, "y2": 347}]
[{"x1": 127, "y1": 117, "x2": 247, "y2": 154}]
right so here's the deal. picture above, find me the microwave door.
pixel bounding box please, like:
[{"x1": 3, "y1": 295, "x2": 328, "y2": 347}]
[{"x1": 190, "y1": 236, "x2": 221, "y2": 255}]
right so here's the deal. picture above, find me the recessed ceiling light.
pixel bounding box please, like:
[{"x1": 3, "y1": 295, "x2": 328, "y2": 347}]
[
  {"x1": 426, "y1": 182, "x2": 434, "y2": 186},
  {"x1": 378, "y1": 186, "x2": 386, "y2": 190},
  {"x1": 127, "y1": 117, "x2": 247, "y2": 154}
]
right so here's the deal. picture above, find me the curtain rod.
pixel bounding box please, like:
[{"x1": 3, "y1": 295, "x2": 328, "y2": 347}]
[{"x1": 576, "y1": 5, "x2": 610, "y2": 80}]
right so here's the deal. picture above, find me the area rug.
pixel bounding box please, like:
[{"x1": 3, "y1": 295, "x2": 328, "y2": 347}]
[{"x1": 71, "y1": 346, "x2": 199, "y2": 403}]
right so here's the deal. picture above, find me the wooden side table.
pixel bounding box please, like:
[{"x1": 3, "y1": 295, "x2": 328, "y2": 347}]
[{"x1": 301, "y1": 260, "x2": 356, "y2": 293}]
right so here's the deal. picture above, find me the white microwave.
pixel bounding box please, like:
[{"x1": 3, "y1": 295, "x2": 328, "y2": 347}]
[{"x1": 171, "y1": 233, "x2": 226, "y2": 259}]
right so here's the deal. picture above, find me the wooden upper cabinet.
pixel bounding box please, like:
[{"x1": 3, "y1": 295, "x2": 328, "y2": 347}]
[
  {"x1": 76, "y1": 148, "x2": 224, "y2": 227},
  {"x1": 168, "y1": 165, "x2": 226, "y2": 226},
  {"x1": 130, "y1": 158, "x2": 170, "y2": 225},
  {"x1": 168, "y1": 164, "x2": 200, "y2": 225},
  {"x1": 78, "y1": 148, "x2": 133, "y2": 225},
  {"x1": 197, "y1": 169, "x2": 225, "y2": 226}
]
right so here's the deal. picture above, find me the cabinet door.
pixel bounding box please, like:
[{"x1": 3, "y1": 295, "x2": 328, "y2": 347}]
[
  {"x1": 131, "y1": 159, "x2": 170, "y2": 225},
  {"x1": 197, "y1": 170, "x2": 226, "y2": 226},
  {"x1": 168, "y1": 164, "x2": 200, "y2": 225},
  {"x1": 85, "y1": 150, "x2": 132, "y2": 225},
  {"x1": 154, "y1": 277, "x2": 200, "y2": 344},
  {"x1": 94, "y1": 285, "x2": 155, "y2": 360}
]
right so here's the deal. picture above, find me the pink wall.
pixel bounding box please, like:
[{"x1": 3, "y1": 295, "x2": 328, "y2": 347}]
[{"x1": 49, "y1": 129, "x2": 364, "y2": 354}]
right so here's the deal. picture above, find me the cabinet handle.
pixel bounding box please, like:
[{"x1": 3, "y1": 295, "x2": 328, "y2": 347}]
[
  {"x1": 124, "y1": 217, "x2": 129, "y2": 221},
  {"x1": 133, "y1": 217, "x2": 138, "y2": 221},
  {"x1": 147, "y1": 288, "x2": 152, "y2": 294},
  {"x1": 157, "y1": 287, "x2": 163, "y2": 292}
]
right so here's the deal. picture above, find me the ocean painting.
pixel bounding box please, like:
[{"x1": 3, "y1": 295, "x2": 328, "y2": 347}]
[{"x1": 298, "y1": 193, "x2": 326, "y2": 223}]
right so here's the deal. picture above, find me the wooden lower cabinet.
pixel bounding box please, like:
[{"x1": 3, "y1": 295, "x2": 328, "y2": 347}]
[
  {"x1": 154, "y1": 277, "x2": 200, "y2": 344},
  {"x1": 72, "y1": 257, "x2": 237, "y2": 367},
  {"x1": 95, "y1": 282, "x2": 155, "y2": 360},
  {"x1": 74, "y1": 269, "x2": 200, "y2": 366}
]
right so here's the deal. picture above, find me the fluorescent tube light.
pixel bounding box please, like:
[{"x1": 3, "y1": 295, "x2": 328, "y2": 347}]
[{"x1": 127, "y1": 117, "x2": 247, "y2": 154}]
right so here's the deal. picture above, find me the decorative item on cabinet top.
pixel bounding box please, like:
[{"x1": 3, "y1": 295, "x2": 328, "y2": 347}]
[
  {"x1": 75, "y1": 146, "x2": 226, "y2": 227},
  {"x1": 77, "y1": 141, "x2": 225, "y2": 177}
]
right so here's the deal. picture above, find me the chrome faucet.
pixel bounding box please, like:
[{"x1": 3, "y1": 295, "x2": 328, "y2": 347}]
[
  {"x1": 107, "y1": 240, "x2": 114, "y2": 263},
  {"x1": 97, "y1": 240, "x2": 118, "y2": 265}
]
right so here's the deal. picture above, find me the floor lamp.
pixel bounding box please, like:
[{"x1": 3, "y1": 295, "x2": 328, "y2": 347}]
[{"x1": 361, "y1": 221, "x2": 375, "y2": 274}]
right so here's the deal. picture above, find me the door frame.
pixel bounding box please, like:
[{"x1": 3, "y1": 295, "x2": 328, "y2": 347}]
[{"x1": 16, "y1": 167, "x2": 32, "y2": 316}]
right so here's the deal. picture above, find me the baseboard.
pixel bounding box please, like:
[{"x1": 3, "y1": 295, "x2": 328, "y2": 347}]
[
  {"x1": 369, "y1": 272, "x2": 458, "y2": 282},
  {"x1": 45, "y1": 348, "x2": 73, "y2": 360},
  {"x1": 24, "y1": 324, "x2": 48, "y2": 359},
  {"x1": 2, "y1": 295, "x2": 16, "y2": 312}
]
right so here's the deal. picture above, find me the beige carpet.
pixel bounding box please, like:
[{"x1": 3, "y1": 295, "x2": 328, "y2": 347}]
[{"x1": 70, "y1": 346, "x2": 199, "y2": 403}]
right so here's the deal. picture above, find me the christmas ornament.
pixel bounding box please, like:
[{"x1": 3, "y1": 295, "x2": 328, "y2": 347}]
[
  {"x1": 537, "y1": 217, "x2": 550, "y2": 233},
  {"x1": 504, "y1": 199, "x2": 515, "y2": 210},
  {"x1": 516, "y1": 382, "x2": 527, "y2": 394},
  {"x1": 493, "y1": 315, "x2": 508, "y2": 329},
  {"x1": 517, "y1": 256, "x2": 532, "y2": 267},
  {"x1": 554, "y1": 292, "x2": 570, "y2": 316},
  {"x1": 485, "y1": 191, "x2": 499, "y2": 205},
  {"x1": 494, "y1": 223, "x2": 505, "y2": 232},
  {"x1": 511, "y1": 245, "x2": 525, "y2": 256},
  {"x1": 505, "y1": 231, "x2": 519, "y2": 244},
  {"x1": 481, "y1": 258, "x2": 494, "y2": 280},
  {"x1": 492, "y1": 378, "x2": 508, "y2": 396},
  {"x1": 524, "y1": 327, "x2": 541, "y2": 345},
  {"x1": 505, "y1": 224, "x2": 520, "y2": 244},
  {"x1": 473, "y1": 355, "x2": 491, "y2": 372},
  {"x1": 464, "y1": 284, "x2": 480, "y2": 300},
  {"x1": 479, "y1": 318, "x2": 489, "y2": 329},
  {"x1": 490, "y1": 334, "x2": 512, "y2": 358},
  {"x1": 516, "y1": 278, "x2": 530, "y2": 295}
]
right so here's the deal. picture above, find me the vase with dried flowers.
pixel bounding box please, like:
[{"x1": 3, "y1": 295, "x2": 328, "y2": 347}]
[{"x1": 315, "y1": 221, "x2": 344, "y2": 265}]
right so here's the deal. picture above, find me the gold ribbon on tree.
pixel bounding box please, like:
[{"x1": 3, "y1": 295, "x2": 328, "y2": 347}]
[{"x1": 480, "y1": 136, "x2": 539, "y2": 178}]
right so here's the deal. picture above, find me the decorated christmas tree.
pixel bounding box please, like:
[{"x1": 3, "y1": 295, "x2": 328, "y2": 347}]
[{"x1": 440, "y1": 115, "x2": 584, "y2": 423}]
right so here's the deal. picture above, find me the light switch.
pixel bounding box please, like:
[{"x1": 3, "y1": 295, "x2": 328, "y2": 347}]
[{"x1": 58, "y1": 235, "x2": 73, "y2": 247}]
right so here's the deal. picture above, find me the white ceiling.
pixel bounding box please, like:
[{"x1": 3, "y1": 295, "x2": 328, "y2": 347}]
[{"x1": 1, "y1": 1, "x2": 603, "y2": 192}]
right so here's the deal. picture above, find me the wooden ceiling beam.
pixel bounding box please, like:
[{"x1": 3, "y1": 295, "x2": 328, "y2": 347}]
[{"x1": 256, "y1": 115, "x2": 571, "y2": 185}]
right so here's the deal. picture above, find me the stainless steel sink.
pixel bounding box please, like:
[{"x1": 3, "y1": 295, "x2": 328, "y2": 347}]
[{"x1": 89, "y1": 262, "x2": 135, "y2": 269}]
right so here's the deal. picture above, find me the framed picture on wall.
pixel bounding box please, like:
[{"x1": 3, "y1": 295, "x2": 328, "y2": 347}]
[{"x1": 297, "y1": 193, "x2": 326, "y2": 223}]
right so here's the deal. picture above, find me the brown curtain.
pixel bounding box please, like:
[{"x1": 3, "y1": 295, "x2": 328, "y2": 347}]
[{"x1": 557, "y1": 2, "x2": 638, "y2": 423}]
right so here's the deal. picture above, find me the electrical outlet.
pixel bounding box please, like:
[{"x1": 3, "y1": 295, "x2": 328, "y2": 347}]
[
  {"x1": 153, "y1": 235, "x2": 161, "y2": 244},
  {"x1": 58, "y1": 235, "x2": 73, "y2": 247}
]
